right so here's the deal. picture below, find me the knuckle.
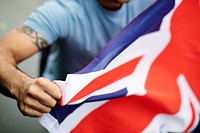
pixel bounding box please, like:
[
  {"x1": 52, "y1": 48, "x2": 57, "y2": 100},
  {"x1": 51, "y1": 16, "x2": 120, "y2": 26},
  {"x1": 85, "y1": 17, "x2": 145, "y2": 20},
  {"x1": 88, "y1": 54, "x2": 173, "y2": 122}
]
[
  {"x1": 36, "y1": 77, "x2": 50, "y2": 87},
  {"x1": 29, "y1": 84, "x2": 35, "y2": 89},
  {"x1": 35, "y1": 78, "x2": 45, "y2": 86},
  {"x1": 28, "y1": 85, "x2": 36, "y2": 94}
]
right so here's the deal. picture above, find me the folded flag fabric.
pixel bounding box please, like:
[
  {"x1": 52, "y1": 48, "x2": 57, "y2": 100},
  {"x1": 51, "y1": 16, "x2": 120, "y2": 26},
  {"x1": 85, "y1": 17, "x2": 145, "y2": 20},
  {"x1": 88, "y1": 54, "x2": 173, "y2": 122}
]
[{"x1": 39, "y1": 0, "x2": 200, "y2": 132}]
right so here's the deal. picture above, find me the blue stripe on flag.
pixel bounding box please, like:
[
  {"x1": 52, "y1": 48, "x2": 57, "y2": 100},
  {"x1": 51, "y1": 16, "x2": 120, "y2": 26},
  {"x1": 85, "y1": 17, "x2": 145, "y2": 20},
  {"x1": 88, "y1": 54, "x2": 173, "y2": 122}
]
[{"x1": 84, "y1": 88, "x2": 128, "y2": 103}]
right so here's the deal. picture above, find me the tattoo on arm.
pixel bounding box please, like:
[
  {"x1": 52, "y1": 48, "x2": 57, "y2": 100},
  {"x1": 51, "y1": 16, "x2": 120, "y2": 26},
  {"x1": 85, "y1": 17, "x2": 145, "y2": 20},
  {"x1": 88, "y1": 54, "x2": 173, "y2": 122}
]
[{"x1": 17, "y1": 26, "x2": 48, "y2": 50}]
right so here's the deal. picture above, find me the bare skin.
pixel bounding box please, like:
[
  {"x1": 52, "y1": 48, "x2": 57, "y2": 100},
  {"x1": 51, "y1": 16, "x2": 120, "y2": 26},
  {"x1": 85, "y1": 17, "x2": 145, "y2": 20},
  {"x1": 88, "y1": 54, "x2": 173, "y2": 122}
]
[
  {"x1": 0, "y1": 1, "x2": 130, "y2": 117},
  {"x1": 0, "y1": 27, "x2": 61, "y2": 117}
]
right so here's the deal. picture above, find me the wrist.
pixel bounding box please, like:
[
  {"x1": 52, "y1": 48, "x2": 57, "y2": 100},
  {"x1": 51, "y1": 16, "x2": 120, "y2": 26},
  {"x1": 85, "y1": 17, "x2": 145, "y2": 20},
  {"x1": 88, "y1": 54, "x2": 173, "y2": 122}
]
[{"x1": 9, "y1": 69, "x2": 33, "y2": 100}]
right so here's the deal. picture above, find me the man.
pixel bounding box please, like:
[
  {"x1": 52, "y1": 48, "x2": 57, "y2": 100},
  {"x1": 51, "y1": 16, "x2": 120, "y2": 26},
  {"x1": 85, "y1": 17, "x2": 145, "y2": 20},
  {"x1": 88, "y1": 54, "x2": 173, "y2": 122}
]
[{"x1": 0, "y1": 0, "x2": 155, "y2": 117}]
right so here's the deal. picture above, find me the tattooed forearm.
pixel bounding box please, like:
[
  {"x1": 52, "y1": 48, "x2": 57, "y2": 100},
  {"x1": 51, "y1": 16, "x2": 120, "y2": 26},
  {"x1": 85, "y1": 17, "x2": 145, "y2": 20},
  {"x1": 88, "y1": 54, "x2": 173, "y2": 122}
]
[{"x1": 17, "y1": 26, "x2": 48, "y2": 50}]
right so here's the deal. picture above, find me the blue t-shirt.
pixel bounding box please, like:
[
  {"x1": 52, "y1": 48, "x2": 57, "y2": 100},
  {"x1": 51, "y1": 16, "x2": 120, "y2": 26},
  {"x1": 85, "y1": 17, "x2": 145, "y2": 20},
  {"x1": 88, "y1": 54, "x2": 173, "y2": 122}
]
[{"x1": 24, "y1": 0, "x2": 156, "y2": 81}]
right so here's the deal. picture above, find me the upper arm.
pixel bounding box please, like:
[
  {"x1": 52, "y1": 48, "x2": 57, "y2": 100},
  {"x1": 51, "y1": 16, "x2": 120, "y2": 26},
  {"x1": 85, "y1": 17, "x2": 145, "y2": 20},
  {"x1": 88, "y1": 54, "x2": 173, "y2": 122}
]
[
  {"x1": 24, "y1": 0, "x2": 72, "y2": 45},
  {"x1": 0, "y1": 0, "x2": 73, "y2": 64},
  {"x1": 0, "y1": 25, "x2": 48, "y2": 64}
]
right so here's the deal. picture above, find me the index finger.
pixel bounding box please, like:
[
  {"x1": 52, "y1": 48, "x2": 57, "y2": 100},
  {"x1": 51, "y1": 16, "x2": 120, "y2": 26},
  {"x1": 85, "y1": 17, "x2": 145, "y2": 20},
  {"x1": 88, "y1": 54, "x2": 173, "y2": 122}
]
[{"x1": 36, "y1": 78, "x2": 62, "y2": 99}]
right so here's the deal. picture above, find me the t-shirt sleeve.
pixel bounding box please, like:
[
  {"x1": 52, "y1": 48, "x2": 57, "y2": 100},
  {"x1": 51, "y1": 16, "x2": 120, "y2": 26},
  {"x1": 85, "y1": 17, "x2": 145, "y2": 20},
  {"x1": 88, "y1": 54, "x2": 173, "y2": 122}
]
[{"x1": 24, "y1": 0, "x2": 70, "y2": 45}]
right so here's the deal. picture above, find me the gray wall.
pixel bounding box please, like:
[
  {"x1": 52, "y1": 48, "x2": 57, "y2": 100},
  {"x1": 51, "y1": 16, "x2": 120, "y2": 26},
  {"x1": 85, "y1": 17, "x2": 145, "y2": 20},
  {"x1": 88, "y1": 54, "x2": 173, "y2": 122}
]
[{"x1": 0, "y1": 0, "x2": 48, "y2": 132}]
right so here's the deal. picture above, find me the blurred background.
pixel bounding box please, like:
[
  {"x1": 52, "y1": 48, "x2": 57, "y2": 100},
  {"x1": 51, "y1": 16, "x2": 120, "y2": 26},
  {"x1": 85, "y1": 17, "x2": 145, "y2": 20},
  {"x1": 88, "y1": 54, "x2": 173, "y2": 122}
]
[{"x1": 0, "y1": 0, "x2": 48, "y2": 132}]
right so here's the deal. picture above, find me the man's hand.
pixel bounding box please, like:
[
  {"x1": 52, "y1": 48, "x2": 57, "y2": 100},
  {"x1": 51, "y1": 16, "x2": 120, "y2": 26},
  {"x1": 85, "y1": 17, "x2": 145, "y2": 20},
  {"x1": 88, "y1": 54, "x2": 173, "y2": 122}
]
[
  {"x1": 16, "y1": 77, "x2": 61, "y2": 117},
  {"x1": 0, "y1": 28, "x2": 60, "y2": 117},
  {"x1": 0, "y1": 27, "x2": 62, "y2": 117}
]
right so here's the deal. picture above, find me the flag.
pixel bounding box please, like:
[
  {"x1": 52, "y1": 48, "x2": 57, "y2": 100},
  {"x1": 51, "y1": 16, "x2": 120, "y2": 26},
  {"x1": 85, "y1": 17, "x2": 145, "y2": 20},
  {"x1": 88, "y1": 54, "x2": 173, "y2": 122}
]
[{"x1": 39, "y1": 0, "x2": 200, "y2": 132}]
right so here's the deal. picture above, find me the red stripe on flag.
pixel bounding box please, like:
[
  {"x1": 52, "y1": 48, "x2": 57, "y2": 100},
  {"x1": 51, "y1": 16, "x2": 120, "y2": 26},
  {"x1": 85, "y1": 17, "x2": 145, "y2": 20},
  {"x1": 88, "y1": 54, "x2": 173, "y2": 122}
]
[
  {"x1": 68, "y1": 56, "x2": 143, "y2": 103},
  {"x1": 184, "y1": 101, "x2": 196, "y2": 132}
]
